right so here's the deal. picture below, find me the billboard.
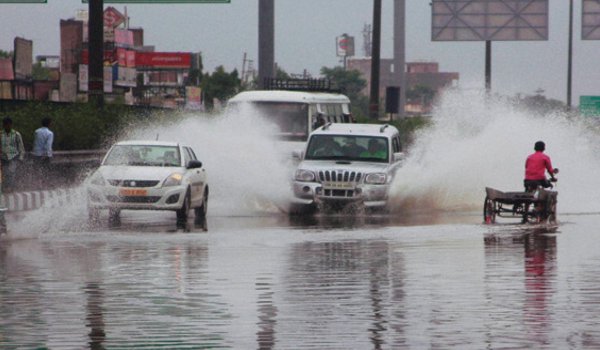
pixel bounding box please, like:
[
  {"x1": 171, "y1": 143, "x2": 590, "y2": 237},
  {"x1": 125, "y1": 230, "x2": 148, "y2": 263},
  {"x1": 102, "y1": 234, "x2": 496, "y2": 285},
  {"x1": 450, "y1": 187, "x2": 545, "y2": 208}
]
[
  {"x1": 432, "y1": 0, "x2": 549, "y2": 41},
  {"x1": 135, "y1": 52, "x2": 191, "y2": 69},
  {"x1": 336, "y1": 34, "x2": 355, "y2": 57},
  {"x1": 13, "y1": 37, "x2": 33, "y2": 80},
  {"x1": 583, "y1": 0, "x2": 600, "y2": 40}
]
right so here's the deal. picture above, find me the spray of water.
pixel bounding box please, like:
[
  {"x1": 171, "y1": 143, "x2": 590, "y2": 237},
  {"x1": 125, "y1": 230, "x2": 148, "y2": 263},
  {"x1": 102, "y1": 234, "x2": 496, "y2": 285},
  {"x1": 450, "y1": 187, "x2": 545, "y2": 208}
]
[
  {"x1": 126, "y1": 104, "x2": 296, "y2": 216},
  {"x1": 389, "y1": 88, "x2": 600, "y2": 215}
]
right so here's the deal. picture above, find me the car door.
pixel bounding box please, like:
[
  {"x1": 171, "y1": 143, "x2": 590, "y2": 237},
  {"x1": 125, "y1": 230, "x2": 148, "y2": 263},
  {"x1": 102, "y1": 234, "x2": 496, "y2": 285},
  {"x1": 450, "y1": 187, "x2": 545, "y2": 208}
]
[{"x1": 183, "y1": 146, "x2": 206, "y2": 206}]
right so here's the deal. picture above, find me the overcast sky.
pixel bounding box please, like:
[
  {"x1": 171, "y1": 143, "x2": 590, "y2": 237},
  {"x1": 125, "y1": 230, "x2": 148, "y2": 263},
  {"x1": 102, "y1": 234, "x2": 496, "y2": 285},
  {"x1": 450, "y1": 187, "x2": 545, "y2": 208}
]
[{"x1": 0, "y1": 0, "x2": 598, "y2": 103}]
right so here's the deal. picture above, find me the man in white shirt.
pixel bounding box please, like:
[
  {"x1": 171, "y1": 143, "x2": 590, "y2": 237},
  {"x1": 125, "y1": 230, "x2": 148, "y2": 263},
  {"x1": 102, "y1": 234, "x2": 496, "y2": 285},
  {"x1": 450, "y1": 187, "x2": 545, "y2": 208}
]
[{"x1": 32, "y1": 117, "x2": 54, "y2": 188}]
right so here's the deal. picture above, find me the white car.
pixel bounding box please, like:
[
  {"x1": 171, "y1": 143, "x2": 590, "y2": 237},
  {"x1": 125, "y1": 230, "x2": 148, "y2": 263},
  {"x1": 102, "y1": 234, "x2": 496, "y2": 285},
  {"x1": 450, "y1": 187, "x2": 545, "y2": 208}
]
[
  {"x1": 291, "y1": 123, "x2": 404, "y2": 212},
  {"x1": 86, "y1": 140, "x2": 208, "y2": 223}
]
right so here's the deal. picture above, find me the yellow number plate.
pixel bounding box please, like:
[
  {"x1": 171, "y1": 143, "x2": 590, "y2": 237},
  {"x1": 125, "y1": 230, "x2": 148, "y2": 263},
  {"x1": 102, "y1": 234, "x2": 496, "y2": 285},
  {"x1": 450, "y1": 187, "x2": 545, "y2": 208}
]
[{"x1": 119, "y1": 188, "x2": 147, "y2": 196}]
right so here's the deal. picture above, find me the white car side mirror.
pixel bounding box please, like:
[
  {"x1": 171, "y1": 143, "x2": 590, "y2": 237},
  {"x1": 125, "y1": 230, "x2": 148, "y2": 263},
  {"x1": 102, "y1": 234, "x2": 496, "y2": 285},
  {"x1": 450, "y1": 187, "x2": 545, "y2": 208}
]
[{"x1": 393, "y1": 152, "x2": 406, "y2": 163}]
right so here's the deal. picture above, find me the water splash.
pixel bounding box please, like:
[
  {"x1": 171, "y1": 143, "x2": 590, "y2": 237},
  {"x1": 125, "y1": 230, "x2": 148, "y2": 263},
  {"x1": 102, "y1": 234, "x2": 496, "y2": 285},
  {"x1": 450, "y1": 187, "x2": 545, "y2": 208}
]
[
  {"x1": 389, "y1": 88, "x2": 600, "y2": 215},
  {"x1": 127, "y1": 106, "x2": 296, "y2": 216}
]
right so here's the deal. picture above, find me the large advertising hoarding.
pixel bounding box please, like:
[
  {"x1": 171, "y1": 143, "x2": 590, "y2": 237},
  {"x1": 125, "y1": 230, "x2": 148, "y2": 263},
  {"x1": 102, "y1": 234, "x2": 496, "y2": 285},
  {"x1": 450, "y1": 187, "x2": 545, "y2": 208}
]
[
  {"x1": 13, "y1": 37, "x2": 33, "y2": 80},
  {"x1": 432, "y1": 0, "x2": 548, "y2": 41},
  {"x1": 583, "y1": 0, "x2": 600, "y2": 40},
  {"x1": 135, "y1": 52, "x2": 191, "y2": 69}
]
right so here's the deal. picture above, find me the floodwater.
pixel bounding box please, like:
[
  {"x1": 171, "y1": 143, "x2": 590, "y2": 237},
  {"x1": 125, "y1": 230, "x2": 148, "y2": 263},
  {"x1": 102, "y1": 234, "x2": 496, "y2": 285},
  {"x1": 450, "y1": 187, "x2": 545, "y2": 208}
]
[
  {"x1": 2, "y1": 211, "x2": 600, "y2": 349},
  {"x1": 3, "y1": 90, "x2": 600, "y2": 349}
]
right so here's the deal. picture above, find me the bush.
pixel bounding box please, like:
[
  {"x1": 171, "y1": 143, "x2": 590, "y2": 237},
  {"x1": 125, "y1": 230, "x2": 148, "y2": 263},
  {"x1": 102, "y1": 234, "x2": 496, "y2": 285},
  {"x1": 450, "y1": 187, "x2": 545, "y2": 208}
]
[{"x1": 0, "y1": 101, "x2": 166, "y2": 151}]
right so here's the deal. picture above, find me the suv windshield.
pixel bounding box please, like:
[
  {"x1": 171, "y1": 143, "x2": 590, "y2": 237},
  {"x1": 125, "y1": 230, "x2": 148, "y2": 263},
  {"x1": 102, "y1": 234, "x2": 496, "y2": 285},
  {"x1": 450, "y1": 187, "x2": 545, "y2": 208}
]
[
  {"x1": 104, "y1": 145, "x2": 181, "y2": 167},
  {"x1": 305, "y1": 135, "x2": 389, "y2": 163}
]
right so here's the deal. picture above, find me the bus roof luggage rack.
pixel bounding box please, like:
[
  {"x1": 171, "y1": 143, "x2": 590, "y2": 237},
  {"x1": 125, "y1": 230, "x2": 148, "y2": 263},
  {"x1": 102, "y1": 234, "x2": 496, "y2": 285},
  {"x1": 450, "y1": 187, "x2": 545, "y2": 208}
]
[{"x1": 264, "y1": 78, "x2": 340, "y2": 93}]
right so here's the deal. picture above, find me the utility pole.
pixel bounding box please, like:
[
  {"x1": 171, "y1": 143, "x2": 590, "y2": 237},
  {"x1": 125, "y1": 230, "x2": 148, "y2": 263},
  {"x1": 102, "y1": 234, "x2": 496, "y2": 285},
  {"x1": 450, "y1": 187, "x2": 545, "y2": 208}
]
[
  {"x1": 567, "y1": 0, "x2": 574, "y2": 108},
  {"x1": 369, "y1": 0, "x2": 382, "y2": 120},
  {"x1": 88, "y1": 0, "x2": 104, "y2": 106}
]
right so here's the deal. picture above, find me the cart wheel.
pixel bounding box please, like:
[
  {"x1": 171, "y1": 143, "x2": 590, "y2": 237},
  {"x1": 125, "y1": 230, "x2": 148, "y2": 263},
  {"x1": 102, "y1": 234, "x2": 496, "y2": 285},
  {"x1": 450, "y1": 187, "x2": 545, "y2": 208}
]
[
  {"x1": 522, "y1": 202, "x2": 539, "y2": 224},
  {"x1": 483, "y1": 197, "x2": 496, "y2": 224},
  {"x1": 547, "y1": 196, "x2": 558, "y2": 224}
]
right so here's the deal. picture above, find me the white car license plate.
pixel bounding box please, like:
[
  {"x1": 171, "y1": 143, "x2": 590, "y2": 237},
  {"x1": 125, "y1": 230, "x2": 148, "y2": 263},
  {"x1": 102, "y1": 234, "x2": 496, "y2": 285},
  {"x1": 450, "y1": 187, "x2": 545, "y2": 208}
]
[
  {"x1": 119, "y1": 188, "x2": 148, "y2": 196},
  {"x1": 322, "y1": 182, "x2": 354, "y2": 190}
]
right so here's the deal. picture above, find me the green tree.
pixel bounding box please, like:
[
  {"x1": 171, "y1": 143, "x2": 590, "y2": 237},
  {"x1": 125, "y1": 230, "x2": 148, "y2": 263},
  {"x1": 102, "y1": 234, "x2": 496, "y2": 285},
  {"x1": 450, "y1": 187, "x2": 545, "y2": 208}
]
[
  {"x1": 32, "y1": 62, "x2": 51, "y2": 80},
  {"x1": 320, "y1": 66, "x2": 368, "y2": 118},
  {"x1": 200, "y1": 66, "x2": 241, "y2": 109},
  {"x1": 0, "y1": 50, "x2": 12, "y2": 59}
]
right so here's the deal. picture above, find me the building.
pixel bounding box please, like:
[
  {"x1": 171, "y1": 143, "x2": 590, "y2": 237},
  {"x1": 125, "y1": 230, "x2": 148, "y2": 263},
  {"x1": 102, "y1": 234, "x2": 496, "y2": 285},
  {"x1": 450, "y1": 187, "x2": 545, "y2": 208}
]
[
  {"x1": 347, "y1": 58, "x2": 459, "y2": 115},
  {"x1": 58, "y1": 7, "x2": 194, "y2": 107}
]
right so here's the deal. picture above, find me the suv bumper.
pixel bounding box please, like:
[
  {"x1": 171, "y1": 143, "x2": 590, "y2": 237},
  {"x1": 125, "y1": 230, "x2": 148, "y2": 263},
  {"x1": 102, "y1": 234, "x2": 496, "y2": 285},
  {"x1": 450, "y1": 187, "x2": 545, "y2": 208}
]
[{"x1": 292, "y1": 181, "x2": 388, "y2": 208}]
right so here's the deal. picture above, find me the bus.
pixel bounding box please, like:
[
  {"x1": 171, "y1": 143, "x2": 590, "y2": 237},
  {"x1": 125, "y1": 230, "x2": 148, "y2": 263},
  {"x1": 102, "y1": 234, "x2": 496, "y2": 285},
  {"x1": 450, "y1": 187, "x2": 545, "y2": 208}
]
[{"x1": 227, "y1": 82, "x2": 352, "y2": 141}]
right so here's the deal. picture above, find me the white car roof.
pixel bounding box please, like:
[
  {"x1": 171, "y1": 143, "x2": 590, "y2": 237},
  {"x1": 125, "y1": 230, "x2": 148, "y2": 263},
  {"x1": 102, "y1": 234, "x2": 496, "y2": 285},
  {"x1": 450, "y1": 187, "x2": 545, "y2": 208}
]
[
  {"x1": 113, "y1": 140, "x2": 181, "y2": 147},
  {"x1": 228, "y1": 90, "x2": 350, "y2": 104},
  {"x1": 311, "y1": 123, "x2": 399, "y2": 138}
]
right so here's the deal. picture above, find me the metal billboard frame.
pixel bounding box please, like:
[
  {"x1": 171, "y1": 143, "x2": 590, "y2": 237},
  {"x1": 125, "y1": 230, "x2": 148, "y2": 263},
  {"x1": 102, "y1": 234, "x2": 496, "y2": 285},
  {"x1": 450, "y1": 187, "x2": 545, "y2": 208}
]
[
  {"x1": 583, "y1": 0, "x2": 600, "y2": 40},
  {"x1": 432, "y1": 0, "x2": 549, "y2": 41}
]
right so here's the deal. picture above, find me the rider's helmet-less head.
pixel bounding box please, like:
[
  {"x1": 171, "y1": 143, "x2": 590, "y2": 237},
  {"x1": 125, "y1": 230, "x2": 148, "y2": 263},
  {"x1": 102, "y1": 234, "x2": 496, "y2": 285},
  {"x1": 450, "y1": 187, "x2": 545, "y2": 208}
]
[{"x1": 534, "y1": 141, "x2": 545, "y2": 152}]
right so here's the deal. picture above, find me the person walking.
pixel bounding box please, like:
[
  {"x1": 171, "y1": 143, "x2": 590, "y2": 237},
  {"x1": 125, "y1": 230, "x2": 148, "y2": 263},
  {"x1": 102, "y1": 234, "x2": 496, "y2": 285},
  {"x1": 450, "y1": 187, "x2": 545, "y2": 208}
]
[
  {"x1": 0, "y1": 117, "x2": 25, "y2": 192},
  {"x1": 32, "y1": 117, "x2": 54, "y2": 188}
]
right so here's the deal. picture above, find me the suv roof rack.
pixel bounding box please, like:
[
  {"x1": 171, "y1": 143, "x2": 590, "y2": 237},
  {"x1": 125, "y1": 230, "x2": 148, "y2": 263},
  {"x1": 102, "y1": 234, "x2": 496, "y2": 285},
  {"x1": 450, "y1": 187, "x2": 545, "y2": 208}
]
[{"x1": 263, "y1": 78, "x2": 341, "y2": 93}]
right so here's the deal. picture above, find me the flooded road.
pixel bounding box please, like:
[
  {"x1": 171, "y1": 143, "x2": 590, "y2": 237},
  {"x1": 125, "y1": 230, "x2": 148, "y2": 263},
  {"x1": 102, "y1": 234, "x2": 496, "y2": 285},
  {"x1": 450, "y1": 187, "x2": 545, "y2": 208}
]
[{"x1": 2, "y1": 211, "x2": 600, "y2": 349}]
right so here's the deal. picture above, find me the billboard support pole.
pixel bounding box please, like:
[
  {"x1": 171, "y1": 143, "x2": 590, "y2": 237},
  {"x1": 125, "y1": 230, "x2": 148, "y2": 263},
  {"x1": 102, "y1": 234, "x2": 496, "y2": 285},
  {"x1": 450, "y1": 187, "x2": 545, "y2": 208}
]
[
  {"x1": 567, "y1": 0, "x2": 573, "y2": 108},
  {"x1": 485, "y1": 40, "x2": 491, "y2": 93},
  {"x1": 89, "y1": 0, "x2": 104, "y2": 107},
  {"x1": 258, "y1": 0, "x2": 274, "y2": 90}
]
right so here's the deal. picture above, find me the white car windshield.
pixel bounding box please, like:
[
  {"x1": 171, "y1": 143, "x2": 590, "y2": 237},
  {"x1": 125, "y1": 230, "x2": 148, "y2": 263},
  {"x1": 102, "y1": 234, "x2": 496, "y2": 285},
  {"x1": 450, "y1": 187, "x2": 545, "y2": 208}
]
[
  {"x1": 104, "y1": 145, "x2": 181, "y2": 167},
  {"x1": 305, "y1": 135, "x2": 389, "y2": 163}
]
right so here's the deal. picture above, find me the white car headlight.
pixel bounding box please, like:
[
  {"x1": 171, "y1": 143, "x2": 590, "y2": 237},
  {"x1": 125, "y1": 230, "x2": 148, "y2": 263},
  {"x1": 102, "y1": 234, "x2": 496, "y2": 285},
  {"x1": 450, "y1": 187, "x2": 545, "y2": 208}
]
[
  {"x1": 163, "y1": 173, "x2": 184, "y2": 187},
  {"x1": 295, "y1": 169, "x2": 316, "y2": 182},
  {"x1": 365, "y1": 173, "x2": 387, "y2": 185},
  {"x1": 89, "y1": 172, "x2": 106, "y2": 186}
]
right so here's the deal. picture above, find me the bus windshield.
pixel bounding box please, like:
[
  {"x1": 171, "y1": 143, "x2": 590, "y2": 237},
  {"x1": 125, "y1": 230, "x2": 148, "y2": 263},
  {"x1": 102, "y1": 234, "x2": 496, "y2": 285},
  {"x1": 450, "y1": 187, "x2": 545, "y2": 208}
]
[{"x1": 232, "y1": 101, "x2": 309, "y2": 140}]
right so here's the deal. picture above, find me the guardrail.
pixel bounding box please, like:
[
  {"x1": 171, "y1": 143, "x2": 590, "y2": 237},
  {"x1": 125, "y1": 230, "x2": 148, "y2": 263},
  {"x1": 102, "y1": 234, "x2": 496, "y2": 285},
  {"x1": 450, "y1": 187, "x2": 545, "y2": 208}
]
[{"x1": 48, "y1": 149, "x2": 107, "y2": 165}]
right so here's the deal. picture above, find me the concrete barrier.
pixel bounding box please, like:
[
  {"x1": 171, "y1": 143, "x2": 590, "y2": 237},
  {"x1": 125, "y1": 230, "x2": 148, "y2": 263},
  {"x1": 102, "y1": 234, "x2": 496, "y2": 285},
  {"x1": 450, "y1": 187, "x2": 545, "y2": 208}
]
[{"x1": 2, "y1": 188, "x2": 83, "y2": 212}]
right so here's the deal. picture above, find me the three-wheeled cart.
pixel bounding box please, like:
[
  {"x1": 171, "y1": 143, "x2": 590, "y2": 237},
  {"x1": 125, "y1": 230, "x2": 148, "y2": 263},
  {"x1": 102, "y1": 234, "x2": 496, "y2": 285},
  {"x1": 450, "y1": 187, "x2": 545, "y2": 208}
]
[{"x1": 484, "y1": 187, "x2": 557, "y2": 224}]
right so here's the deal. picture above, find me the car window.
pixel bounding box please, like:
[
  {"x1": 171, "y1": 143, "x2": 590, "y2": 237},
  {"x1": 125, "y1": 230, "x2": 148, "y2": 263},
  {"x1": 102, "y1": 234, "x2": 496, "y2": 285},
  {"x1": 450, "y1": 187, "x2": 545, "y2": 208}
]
[
  {"x1": 104, "y1": 145, "x2": 181, "y2": 167},
  {"x1": 182, "y1": 147, "x2": 191, "y2": 165},
  {"x1": 392, "y1": 136, "x2": 402, "y2": 153}
]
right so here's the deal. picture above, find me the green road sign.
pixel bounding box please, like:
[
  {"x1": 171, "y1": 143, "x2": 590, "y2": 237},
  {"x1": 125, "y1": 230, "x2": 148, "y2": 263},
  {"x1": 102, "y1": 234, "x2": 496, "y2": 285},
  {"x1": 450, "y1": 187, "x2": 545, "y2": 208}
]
[
  {"x1": 83, "y1": 0, "x2": 229, "y2": 3},
  {"x1": 0, "y1": 1, "x2": 46, "y2": 3},
  {"x1": 579, "y1": 96, "x2": 600, "y2": 117}
]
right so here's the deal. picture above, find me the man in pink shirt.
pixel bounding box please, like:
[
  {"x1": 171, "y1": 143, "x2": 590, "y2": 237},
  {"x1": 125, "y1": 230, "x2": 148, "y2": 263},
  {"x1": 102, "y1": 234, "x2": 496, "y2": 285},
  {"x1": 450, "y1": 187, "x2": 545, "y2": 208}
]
[{"x1": 524, "y1": 141, "x2": 557, "y2": 192}]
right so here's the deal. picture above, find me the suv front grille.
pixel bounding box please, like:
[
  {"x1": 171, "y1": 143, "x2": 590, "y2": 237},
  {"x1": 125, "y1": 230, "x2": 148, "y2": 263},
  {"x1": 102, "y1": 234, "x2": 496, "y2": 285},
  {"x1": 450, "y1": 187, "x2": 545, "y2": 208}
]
[
  {"x1": 108, "y1": 180, "x2": 160, "y2": 188},
  {"x1": 317, "y1": 170, "x2": 362, "y2": 183}
]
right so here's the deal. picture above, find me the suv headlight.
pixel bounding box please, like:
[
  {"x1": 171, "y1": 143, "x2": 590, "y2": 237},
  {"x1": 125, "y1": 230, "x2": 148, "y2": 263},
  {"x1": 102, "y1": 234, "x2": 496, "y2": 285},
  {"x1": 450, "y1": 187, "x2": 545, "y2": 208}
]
[
  {"x1": 89, "y1": 172, "x2": 106, "y2": 186},
  {"x1": 163, "y1": 173, "x2": 183, "y2": 187},
  {"x1": 295, "y1": 169, "x2": 316, "y2": 182},
  {"x1": 365, "y1": 173, "x2": 387, "y2": 185}
]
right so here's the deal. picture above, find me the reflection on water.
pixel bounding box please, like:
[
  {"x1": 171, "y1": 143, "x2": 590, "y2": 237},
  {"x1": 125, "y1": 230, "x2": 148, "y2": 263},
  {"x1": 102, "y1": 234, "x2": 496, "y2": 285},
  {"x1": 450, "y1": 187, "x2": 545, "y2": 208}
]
[{"x1": 2, "y1": 214, "x2": 600, "y2": 348}]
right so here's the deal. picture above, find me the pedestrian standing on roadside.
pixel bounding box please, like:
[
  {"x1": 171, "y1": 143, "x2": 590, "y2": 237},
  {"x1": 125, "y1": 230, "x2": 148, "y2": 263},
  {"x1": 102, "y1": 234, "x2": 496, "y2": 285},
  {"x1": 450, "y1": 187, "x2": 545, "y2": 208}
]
[
  {"x1": 0, "y1": 116, "x2": 25, "y2": 193},
  {"x1": 32, "y1": 117, "x2": 54, "y2": 188}
]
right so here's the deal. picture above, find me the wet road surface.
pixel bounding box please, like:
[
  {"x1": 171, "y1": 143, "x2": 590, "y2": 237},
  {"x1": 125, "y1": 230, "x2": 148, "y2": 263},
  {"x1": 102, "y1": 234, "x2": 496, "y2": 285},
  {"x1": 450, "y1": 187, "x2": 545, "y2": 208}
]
[{"x1": 1, "y1": 211, "x2": 600, "y2": 349}]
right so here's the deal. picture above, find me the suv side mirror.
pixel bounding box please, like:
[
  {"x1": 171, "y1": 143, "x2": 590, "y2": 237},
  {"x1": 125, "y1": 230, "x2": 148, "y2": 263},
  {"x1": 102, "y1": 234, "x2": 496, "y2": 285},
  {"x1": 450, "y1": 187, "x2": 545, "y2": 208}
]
[
  {"x1": 187, "y1": 159, "x2": 203, "y2": 169},
  {"x1": 292, "y1": 150, "x2": 304, "y2": 160},
  {"x1": 392, "y1": 152, "x2": 406, "y2": 163}
]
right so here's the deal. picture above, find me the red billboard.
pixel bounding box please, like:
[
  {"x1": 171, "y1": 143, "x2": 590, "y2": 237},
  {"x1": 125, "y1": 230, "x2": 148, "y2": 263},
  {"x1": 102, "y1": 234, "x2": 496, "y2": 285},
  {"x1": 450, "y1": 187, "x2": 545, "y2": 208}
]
[{"x1": 135, "y1": 52, "x2": 191, "y2": 69}]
